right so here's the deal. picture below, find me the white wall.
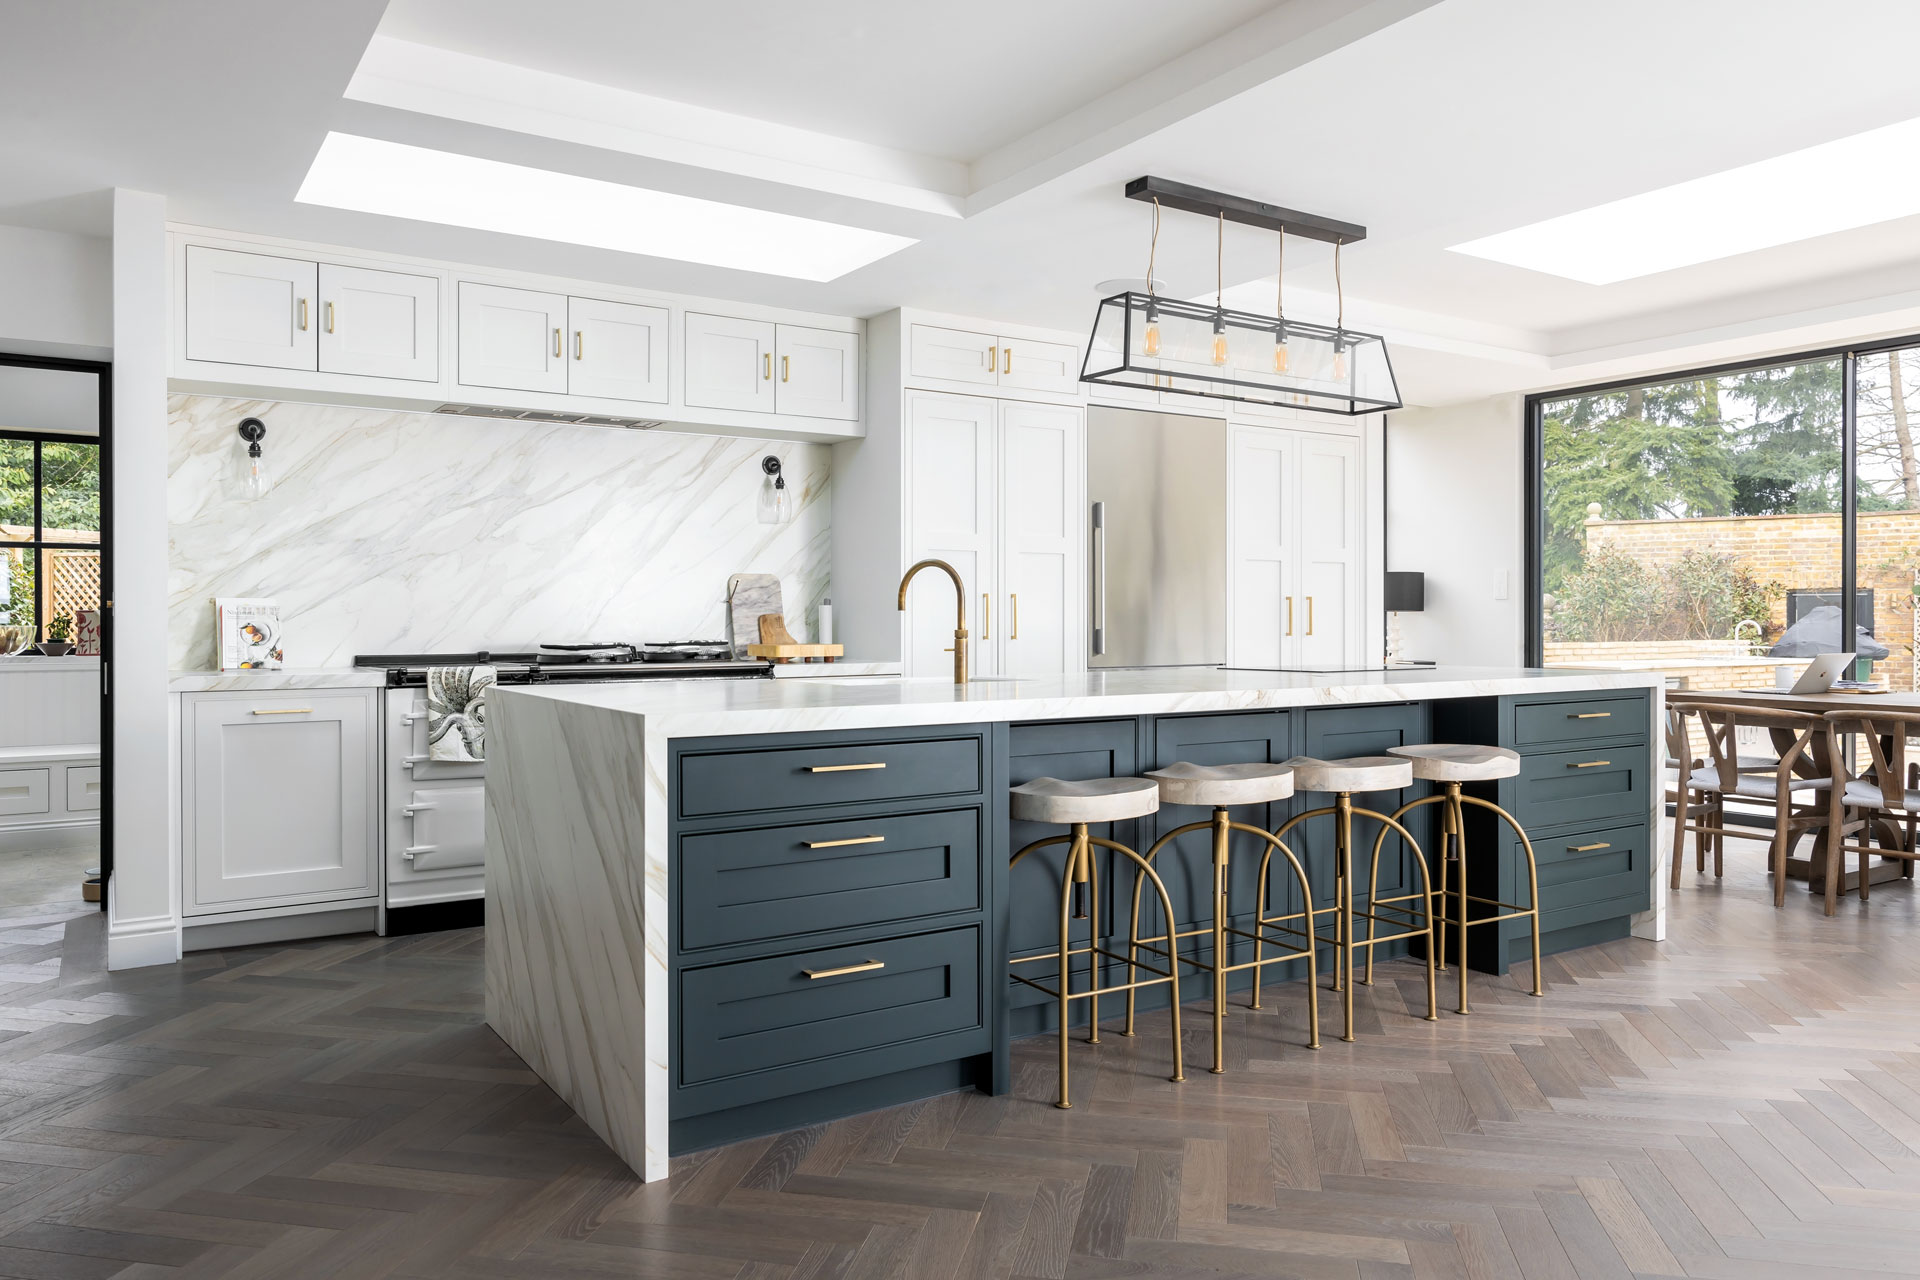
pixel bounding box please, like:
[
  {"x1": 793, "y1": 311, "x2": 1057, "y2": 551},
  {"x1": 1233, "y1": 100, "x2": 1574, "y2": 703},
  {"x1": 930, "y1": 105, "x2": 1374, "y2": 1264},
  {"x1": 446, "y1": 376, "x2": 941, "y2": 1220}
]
[
  {"x1": 166, "y1": 395, "x2": 831, "y2": 669},
  {"x1": 0, "y1": 224, "x2": 112, "y2": 362},
  {"x1": 108, "y1": 189, "x2": 179, "y2": 971},
  {"x1": 1385, "y1": 393, "x2": 1525, "y2": 667}
]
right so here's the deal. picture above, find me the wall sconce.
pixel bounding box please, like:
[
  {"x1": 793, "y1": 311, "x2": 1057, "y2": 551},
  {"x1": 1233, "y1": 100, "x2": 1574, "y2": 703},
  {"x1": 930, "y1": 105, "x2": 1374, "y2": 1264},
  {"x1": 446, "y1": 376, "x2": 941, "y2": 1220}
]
[
  {"x1": 237, "y1": 417, "x2": 272, "y2": 500},
  {"x1": 757, "y1": 454, "x2": 792, "y2": 524}
]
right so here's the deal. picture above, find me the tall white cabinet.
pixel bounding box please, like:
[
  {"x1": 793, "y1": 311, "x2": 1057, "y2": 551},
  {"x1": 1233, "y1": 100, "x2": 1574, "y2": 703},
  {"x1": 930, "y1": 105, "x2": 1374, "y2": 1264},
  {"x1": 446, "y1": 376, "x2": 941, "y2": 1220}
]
[
  {"x1": 899, "y1": 393, "x2": 1084, "y2": 678},
  {"x1": 1228, "y1": 425, "x2": 1365, "y2": 669}
]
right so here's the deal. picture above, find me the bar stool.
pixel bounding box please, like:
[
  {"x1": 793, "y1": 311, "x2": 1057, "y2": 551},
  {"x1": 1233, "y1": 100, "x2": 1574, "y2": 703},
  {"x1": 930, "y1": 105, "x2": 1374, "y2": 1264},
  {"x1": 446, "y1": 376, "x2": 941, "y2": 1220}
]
[
  {"x1": 1367, "y1": 744, "x2": 1540, "y2": 1014},
  {"x1": 1273, "y1": 756, "x2": 1437, "y2": 1042},
  {"x1": 1008, "y1": 776, "x2": 1185, "y2": 1108},
  {"x1": 1119, "y1": 763, "x2": 1319, "y2": 1074}
]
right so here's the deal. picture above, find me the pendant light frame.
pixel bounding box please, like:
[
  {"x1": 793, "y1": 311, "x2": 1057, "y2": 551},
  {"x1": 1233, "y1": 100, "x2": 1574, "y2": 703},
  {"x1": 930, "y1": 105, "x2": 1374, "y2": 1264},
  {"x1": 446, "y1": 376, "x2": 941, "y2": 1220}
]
[{"x1": 1079, "y1": 176, "x2": 1402, "y2": 416}]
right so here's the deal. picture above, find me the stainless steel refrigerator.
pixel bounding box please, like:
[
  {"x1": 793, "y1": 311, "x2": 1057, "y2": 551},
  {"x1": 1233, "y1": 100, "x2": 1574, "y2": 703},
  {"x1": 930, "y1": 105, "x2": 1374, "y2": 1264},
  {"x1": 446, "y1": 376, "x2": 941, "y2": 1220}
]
[{"x1": 1088, "y1": 406, "x2": 1227, "y2": 668}]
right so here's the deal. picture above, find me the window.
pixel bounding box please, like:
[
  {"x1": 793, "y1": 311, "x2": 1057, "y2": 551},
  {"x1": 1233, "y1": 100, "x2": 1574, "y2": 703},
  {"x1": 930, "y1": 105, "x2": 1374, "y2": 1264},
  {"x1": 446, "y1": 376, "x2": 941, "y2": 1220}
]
[
  {"x1": 0, "y1": 432, "x2": 101, "y2": 654},
  {"x1": 1530, "y1": 340, "x2": 1920, "y2": 693}
]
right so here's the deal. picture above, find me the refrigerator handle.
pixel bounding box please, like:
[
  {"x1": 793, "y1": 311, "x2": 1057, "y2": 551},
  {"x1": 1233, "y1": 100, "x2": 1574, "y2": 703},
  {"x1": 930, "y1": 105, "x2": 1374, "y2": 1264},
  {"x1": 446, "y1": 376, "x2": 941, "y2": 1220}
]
[{"x1": 1091, "y1": 501, "x2": 1106, "y2": 656}]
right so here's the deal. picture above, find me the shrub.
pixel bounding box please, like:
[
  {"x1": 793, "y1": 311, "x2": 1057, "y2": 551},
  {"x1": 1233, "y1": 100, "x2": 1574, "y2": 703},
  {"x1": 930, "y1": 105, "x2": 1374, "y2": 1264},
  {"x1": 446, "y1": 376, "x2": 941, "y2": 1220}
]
[
  {"x1": 1552, "y1": 543, "x2": 1782, "y2": 642},
  {"x1": 1553, "y1": 546, "x2": 1667, "y2": 641}
]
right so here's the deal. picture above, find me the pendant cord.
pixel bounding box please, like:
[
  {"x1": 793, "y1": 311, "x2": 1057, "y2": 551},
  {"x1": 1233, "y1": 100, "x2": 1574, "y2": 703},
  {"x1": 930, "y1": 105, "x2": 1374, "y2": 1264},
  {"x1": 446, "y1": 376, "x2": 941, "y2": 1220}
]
[
  {"x1": 1334, "y1": 239, "x2": 1344, "y2": 333},
  {"x1": 1216, "y1": 211, "x2": 1224, "y2": 309},
  {"x1": 1146, "y1": 198, "x2": 1159, "y2": 300},
  {"x1": 1276, "y1": 226, "x2": 1285, "y2": 322}
]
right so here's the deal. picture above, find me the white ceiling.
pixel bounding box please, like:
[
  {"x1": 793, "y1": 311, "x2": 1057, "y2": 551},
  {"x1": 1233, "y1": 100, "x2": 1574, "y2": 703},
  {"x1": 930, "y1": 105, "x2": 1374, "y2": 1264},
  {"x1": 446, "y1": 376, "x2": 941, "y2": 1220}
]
[{"x1": 8, "y1": 0, "x2": 1920, "y2": 406}]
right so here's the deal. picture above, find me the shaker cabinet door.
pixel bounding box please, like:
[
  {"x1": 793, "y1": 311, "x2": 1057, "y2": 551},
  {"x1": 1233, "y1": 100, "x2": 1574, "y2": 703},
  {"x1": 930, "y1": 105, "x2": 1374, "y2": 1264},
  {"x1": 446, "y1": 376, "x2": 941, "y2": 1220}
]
[
  {"x1": 318, "y1": 263, "x2": 438, "y2": 382},
  {"x1": 684, "y1": 313, "x2": 776, "y2": 412},
  {"x1": 999, "y1": 400, "x2": 1082, "y2": 676},
  {"x1": 457, "y1": 282, "x2": 568, "y2": 394},
  {"x1": 568, "y1": 296, "x2": 669, "y2": 403},
  {"x1": 1295, "y1": 433, "x2": 1361, "y2": 669},
  {"x1": 905, "y1": 392, "x2": 998, "y2": 677},
  {"x1": 184, "y1": 246, "x2": 318, "y2": 371},
  {"x1": 775, "y1": 324, "x2": 858, "y2": 420},
  {"x1": 184, "y1": 692, "x2": 377, "y2": 914}
]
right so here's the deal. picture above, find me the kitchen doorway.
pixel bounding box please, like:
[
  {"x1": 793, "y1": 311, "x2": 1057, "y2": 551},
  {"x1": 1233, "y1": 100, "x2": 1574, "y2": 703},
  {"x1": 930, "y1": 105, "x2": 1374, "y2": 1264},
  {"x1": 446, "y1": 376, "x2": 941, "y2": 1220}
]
[{"x1": 0, "y1": 354, "x2": 111, "y2": 931}]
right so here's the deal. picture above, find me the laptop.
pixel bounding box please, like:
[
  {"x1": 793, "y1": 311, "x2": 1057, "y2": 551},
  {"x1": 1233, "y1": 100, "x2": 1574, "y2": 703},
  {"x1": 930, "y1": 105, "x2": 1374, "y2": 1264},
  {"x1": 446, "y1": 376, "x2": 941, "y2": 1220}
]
[{"x1": 1744, "y1": 652, "x2": 1853, "y2": 695}]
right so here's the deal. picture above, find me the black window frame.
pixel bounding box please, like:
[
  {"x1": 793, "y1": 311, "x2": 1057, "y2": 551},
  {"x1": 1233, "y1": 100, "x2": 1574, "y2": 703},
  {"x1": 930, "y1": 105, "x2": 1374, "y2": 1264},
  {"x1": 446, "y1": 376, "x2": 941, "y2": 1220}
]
[
  {"x1": 1, "y1": 427, "x2": 104, "y2": 644},
  {"x1": 1523, "y1": 331, "x2": 1920, "y2": 666}
]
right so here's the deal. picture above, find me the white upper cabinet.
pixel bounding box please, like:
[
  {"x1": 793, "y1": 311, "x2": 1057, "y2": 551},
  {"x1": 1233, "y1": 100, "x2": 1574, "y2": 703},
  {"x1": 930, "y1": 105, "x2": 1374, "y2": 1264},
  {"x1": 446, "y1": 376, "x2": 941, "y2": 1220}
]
[
  {"x1": 909, "y1": 325, "x2": 999, "y2": 386},
  {"x1": 457, "y1": 282, "x2": 569, "y2": 395},
  {"x1": 317, "y1": 263, "x2": 438, "y2": 382},
  {"x1": 567, "y1": 296, "x2": 669, "y2": 404},
  {"x1": 1227, "y1": 425, "x2": 1363, "y2": 669},
  {"x1": 908, "y1": 323, "x2": 1083, "y2": 398},
  {"x1": 184, "y1": 246, "x2": 317, "y2": 371},
  {"x1": 684, "y1": 312, "x2": 777, "y2": 413},
  {"x1": 776, "y1": 324, "x2": 859, "y2": 420},
  {"x1": 998, "y1": 401, "x2": 1083, "y2": 676}
]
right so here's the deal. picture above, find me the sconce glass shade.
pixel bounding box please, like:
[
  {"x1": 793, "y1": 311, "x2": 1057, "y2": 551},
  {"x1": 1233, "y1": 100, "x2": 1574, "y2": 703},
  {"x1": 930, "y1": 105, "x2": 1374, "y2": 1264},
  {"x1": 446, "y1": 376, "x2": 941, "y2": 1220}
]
[
  {"x1": 757, "y1": 476, "x2": 792, "y2": 524},
  {"x1": 1081, "y1": 291, "x2": 1401, "y2": 415}
]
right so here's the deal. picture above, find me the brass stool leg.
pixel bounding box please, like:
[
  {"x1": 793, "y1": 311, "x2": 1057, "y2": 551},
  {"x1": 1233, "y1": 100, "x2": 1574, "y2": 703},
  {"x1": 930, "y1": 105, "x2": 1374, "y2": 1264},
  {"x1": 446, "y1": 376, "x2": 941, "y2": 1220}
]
[
  {"x1": 1055, "y1": 827, "x2": 1079, "y2": 1107},
  {"x1": 1337, "y1": 792, "x2": 1355, "y2": 1042},
  {"x1": 1083, "y1": 832, "x2": 1100, "y2": 1046},
  {"x1": 1211, "y1": 808, "x2": 1230, "y2": 1073},
  {"x1": 1451, "y1": 787, "x2": 1469, "y2": 1015},
  {"x1": 1457, "y1": 795, "x2": 1545, "y2": 998}
]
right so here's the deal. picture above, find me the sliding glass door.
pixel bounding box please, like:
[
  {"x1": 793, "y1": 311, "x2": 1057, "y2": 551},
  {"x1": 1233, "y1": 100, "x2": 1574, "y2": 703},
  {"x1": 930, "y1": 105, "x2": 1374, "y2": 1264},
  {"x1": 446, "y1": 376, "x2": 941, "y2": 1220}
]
[{"x1": 1530, "y1": 341, "x2": 1920, "y2": 692}]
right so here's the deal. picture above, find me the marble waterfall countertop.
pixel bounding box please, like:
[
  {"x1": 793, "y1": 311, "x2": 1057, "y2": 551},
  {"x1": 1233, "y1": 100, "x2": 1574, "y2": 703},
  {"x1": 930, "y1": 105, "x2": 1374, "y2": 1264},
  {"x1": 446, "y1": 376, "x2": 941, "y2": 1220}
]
[
  {"x1": 168, "y1": 667, "x2": 391, "y2": 692},
  {"x1": 509, "y1": 664, "x2": 1665, "y2": 735},
  {"x1": 483, "y1": 662, "x2": 1663, "y2": 1185}
]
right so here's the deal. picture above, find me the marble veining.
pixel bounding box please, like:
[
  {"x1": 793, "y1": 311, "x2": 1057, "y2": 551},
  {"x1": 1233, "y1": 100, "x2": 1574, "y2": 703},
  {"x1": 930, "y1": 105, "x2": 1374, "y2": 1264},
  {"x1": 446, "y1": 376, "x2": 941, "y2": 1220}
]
[
  {"x1": 482, "y1": 664, "x2": 1663, "y2": 1184},
  {"x1": 167, "y1": 394, "x2": 830, "y2": 670},
  {"x1": 167, "y1": 667, "x2": 389, "y2": 692}
]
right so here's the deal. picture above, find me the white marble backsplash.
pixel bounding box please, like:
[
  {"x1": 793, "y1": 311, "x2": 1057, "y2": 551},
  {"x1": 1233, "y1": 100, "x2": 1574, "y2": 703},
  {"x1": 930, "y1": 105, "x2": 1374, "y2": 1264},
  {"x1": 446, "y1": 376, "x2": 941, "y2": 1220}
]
[{"x1": 167, "y1": 395, "x2": 831, "y2": 670}]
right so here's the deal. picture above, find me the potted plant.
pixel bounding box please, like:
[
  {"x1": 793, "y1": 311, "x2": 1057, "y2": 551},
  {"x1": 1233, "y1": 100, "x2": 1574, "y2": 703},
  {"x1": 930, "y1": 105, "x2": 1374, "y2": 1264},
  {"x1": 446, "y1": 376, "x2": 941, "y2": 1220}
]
[{"x1": 38, "y1": 611, "x2": 75, "y2": 656}]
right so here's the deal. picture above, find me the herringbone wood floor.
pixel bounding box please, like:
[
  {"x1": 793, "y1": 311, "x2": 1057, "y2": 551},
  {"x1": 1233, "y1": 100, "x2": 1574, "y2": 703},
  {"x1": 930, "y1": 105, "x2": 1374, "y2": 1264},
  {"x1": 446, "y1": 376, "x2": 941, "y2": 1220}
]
[{"x1": 4, "y1": 839, "x2": 1920, "y2": 1279}]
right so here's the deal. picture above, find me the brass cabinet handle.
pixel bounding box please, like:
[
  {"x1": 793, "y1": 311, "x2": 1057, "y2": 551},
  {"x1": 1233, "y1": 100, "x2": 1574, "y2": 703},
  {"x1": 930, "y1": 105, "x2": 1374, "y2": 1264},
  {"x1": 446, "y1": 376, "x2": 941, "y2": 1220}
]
[
  {"x1": 1002, "y1": 346, "x2": 1012, "y2": 374},
  {"x1": 1306, "y1": 596, "x2": 1315, "y2": 636},
  {"x1": 324, "y1": 301, "x2": 334, "y2": 334},
  {"x1": 1286, "y1": 597, "x2": 1294, "y2": 637},
  {"x1": 297, "y1": 298, "x2": 308, "y2": 331},
  {"x1": 1011, "y1": 593, "x2": 1019, "y2": 640},
  {"x1": 803, "y1": 959, "x2": 884, "y2": 980},
  {"x1": 986, "y1": 344, "x2": 997, "y2": 372},
  {"x1": 804, "y1": 835, "x2": 885, "y2": 849},
  {"x1": 807, "y1": 762, "x2": 885, "y2": 773},
  {"x1": 1568, "y1": 841, "x2": 1612, "y2": 852},
  {"x1": 1567, "y1": 760, "x2": 1610, "y2": 769},
  {"x1": 575, "y1": 330, "x2": 583, "y2": 360},
  {"x1": 553, "y1": 328, "x2": 561, "y2": 358},
  {"x1": 982, "y1": 593, "x2": 989, "y2": 641},
  {"x1": 1569, "y1": 711, "x2": 1611, "y2": 719},
  {"x1": 781, "y1": 354, "x2": 790, "y2": 382},
  {"x1": 764, "y1": 352, "x2": 772, "y2": 380},
  {"x1": 251, "y1": 708, "x2": 313, "y2": 716}
]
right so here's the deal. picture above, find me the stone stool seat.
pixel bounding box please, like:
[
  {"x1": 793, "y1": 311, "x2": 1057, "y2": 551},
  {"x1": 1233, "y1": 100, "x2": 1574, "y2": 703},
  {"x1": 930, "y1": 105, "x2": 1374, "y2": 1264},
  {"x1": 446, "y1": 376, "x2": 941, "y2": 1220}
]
[
  {"x1": 1388, "y1": 744, "x2": 1521, "y2": 783},
  {"x1": 1010, "y1": 776, "x2": 1161, "y2": 825},
  {"x1": 1283, "y1": 755, "x2": 1413, "y2": 794},
  {"x1": 1143, "y1": 761, "x2": 1294, "y2": 808}
]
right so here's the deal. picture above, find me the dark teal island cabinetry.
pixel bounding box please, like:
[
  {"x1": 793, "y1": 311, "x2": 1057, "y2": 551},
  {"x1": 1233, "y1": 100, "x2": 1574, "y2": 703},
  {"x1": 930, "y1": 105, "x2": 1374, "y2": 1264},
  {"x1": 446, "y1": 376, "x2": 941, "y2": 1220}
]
[{"x1": 662, "y1": 689, "x2": 1652, "y2": 1154}]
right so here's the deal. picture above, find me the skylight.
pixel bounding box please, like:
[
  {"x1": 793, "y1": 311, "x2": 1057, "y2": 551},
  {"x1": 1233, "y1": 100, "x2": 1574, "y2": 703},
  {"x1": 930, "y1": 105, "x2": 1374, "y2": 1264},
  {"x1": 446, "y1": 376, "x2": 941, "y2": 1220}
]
[
  {"x1": 1450, "y1": 115, "x2": 1920, "y2": 285},
  {"x1": 295, "y1": 133, "x2": 917, "y2": 282}
]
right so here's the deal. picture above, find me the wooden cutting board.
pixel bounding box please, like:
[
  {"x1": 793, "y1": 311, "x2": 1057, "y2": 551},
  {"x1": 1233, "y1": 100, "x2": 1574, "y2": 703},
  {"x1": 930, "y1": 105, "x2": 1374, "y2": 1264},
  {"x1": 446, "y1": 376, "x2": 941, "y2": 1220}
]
[{"x1": 747, "y1": 614, "x2": 844, "y2": 663}]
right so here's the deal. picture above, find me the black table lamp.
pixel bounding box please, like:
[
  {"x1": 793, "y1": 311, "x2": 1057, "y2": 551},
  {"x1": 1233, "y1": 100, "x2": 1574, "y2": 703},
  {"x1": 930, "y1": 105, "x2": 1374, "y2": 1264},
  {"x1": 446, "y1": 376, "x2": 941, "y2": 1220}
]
[{"x1": 1384, "y1": 571, "x2": 1425, "y2": 664}]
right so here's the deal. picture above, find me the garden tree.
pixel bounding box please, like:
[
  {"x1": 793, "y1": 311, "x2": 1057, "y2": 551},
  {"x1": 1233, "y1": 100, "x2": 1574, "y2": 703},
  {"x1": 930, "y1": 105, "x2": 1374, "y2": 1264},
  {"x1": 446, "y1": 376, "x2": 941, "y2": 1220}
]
[
  {"x1": 0, "y1": 439, "x2": 100, "y2": 629},
  {"x1": 1854, "y1": 348, "x2": 1920, "y2": 508}
]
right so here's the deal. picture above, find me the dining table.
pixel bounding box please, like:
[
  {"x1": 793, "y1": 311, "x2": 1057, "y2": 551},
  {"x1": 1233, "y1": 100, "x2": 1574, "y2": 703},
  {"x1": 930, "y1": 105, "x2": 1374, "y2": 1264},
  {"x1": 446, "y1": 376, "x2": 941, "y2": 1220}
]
[{"x1": 1678, "y1": 686, "x2": 1920, "y2": 896}]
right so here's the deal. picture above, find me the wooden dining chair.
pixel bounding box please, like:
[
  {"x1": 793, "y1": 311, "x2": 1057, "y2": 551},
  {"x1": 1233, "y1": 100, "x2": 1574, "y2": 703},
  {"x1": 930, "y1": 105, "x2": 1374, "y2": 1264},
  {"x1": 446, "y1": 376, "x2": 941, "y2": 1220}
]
[
  {"x1": 1667, "y1": 697, "x2": 1830, "y2": 907},
  {"x1": 1822, "y1": 709, "x2": 1920, "y2": 915}
]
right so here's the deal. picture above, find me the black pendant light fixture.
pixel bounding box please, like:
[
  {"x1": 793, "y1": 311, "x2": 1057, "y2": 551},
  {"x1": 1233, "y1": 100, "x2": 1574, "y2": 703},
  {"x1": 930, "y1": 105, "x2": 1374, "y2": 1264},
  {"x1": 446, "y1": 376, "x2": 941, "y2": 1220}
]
[{"x1": 1081, "y1": 177, "x2": 1401, "y2": 415}]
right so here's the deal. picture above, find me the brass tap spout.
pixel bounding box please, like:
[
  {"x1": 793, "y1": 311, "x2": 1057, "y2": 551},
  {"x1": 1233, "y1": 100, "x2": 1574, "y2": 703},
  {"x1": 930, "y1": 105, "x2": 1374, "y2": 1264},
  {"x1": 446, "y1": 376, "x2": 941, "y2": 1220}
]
[{"x1": 897, "y1": 558, "x2": 968, "y2": 684}]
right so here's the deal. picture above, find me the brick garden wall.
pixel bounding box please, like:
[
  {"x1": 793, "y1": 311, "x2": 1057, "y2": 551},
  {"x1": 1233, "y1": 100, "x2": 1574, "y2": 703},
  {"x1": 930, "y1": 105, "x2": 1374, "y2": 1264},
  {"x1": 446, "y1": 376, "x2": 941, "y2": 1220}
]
[{"x1": 1581, "y1": 510, "x2": 1920, "y2": 691}]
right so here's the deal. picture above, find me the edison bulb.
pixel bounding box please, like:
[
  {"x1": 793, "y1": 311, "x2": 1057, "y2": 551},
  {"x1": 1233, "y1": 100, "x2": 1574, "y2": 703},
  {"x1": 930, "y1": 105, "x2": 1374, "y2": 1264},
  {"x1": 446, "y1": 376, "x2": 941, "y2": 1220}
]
[
  {"x1": 1332, "y1": 347, "x2": 1348, "y2": 381},
  {"x1": 1271, "y1": 340, "x2": 1290, "y2": 374},
  {"x1": 1143, "y1": 319, "x2": 1161, "y2": 357},
  {"x1": 1210, "y1": 329, "x2": 1230, "y2": 366}
]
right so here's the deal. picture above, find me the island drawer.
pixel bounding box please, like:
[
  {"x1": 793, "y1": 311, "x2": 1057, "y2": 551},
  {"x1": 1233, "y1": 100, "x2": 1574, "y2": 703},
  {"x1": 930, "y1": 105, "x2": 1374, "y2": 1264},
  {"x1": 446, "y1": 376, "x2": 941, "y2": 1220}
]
[
  {"x1": 1511, "y1": 745, "x2": 1646, "y2": 830},
  {"x1": 1513, "y1": 695, "x2": 1648, "y2": 749},
  {"x1": 678, "y1": 808, "x2": 982, "y2": 952},
  {"x1": 678, "y1": 925, "x2": 982, "y2": 1087},
  {"x1": 678, "y1": 735, "x2": 984, "y2": 818},
  {"x1": 1505, "y1": 817, "x2": 1649, "y2": 954}
]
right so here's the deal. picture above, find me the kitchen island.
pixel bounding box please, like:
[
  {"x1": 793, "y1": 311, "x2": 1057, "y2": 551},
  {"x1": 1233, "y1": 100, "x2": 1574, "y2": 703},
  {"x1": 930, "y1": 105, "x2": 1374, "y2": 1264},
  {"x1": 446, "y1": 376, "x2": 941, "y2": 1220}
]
[{"x1": 483, "y1": 666, "x2": 1663, "y2": 1182}]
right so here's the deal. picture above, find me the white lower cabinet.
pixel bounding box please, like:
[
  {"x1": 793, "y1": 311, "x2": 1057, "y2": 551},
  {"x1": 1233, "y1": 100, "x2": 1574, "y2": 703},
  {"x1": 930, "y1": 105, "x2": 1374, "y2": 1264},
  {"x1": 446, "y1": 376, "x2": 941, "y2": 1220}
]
[
  {"x1": 182, "y1": 690, "x2": 377, "y2": 916},
  {"x1": 902, "y1": 392, "x2": 1083, "y2": 678},
  {"x1": 1228, "y1": 425, "x2": 1363, "y2": 669}
]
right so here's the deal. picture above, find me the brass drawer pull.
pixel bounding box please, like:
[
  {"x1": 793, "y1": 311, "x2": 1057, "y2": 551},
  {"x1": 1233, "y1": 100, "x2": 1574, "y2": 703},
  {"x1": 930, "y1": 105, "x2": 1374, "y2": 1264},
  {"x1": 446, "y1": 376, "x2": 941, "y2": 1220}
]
[
  {"x1": 1569, "y1": 711, "x2": 1611, "y2": 719},
  {"x1": 553, "y1": 327, "x2": 562, "y2": 358},
  {"x1": 251, "y1": 708, "x2": 313, "y2": 715},
  {"x1": 807, "y1": 762, "x2": 886, "y2": 773},
  {"x1": 1567, "y1": 760, "x2": 1610, "y2": 769},
  {"x1": 804, "y1": 835, "x2": 884, "y2": 849},
  {"x1": 1568, "y1": 841, "x2": 1611, "y2": 852},
  {"x1": 803, "y1": 959, "x2": 884, "y2": 980}
]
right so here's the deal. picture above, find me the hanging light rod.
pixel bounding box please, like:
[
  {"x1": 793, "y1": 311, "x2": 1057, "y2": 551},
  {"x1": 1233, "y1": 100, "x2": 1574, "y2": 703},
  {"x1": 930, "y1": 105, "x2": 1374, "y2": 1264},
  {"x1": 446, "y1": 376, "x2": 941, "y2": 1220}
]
[{"x1": 1123, "y1": 176, "x2": 1365, "y2": 246}]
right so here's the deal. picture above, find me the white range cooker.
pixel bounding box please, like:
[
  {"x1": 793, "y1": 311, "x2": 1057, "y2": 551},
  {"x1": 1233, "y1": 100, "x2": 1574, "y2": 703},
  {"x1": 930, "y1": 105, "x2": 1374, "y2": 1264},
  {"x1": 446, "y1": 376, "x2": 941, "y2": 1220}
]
[{"x1": 355, "y1": 642, "x2": 770, "y2": 933}]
